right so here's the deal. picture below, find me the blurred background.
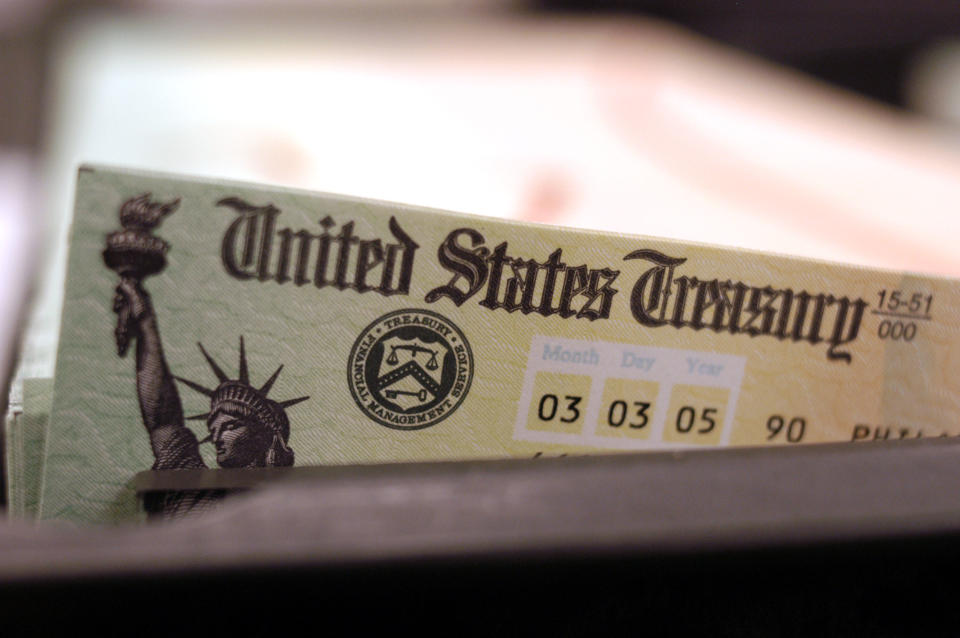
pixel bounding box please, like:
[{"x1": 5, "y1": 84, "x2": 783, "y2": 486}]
[{"x1": 4, "y1": 0, "x2": 960, "y2": 392}]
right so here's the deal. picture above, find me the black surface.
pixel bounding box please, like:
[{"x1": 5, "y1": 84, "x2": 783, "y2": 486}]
[
  {"x1": 2, "y1": 535, "x2": 959, "y2": 636},
  {"x1": 4, "y1": 437, "x2": 960, "y2": 633}
]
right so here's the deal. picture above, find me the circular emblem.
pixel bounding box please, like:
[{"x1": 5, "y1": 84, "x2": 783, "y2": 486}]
[{"x1": 348, "y1": 308, "x2": 474, "y2": 430}]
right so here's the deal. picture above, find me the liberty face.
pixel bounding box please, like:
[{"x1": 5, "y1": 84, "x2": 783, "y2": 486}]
[{"x1": 207, "y1": 410, "x2": 272, "y2": 468}]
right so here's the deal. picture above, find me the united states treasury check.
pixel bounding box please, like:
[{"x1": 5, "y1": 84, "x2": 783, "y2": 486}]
[{"x1": 38, "y1": 165, "x2": 960, "y2": 522}]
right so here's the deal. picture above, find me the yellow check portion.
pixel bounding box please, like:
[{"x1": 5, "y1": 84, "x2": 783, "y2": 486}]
[{"x1": 37, "y1": 165, "x2": 960, "y2": 522}]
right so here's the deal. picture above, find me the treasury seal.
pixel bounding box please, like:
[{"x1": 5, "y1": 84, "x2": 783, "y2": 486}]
[{"x1": 348, "y1": 308, "x2": 474, "y2": 430}]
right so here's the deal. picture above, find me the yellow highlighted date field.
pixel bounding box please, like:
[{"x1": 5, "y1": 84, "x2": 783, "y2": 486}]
[
  {"x1": 516, "y1": 336, "x2": 745, "y2": 449},
  {"x1": 525, "y1": 372, "x2": 592, "y2": 435},
  {"x1": 596, "y1": 378, "x2": 659, "y2": 440},
  {"x1": 663, "y1": 385, "x2": 730, "y2": 447}
]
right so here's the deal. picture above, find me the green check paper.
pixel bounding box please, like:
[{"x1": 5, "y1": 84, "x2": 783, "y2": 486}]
[{"x1": 37, "y1": 165, "x2": 960, "y2": 523}]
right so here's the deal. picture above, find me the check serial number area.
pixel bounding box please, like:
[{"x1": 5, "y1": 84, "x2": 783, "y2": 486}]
[{"x1": 515, "y1": 336, "x2": 746, "y2": 450}]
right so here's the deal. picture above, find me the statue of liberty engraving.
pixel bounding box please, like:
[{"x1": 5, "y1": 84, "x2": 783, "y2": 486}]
[{"x1": 104, "y1": 194, "x2": 308, "y2": 519}]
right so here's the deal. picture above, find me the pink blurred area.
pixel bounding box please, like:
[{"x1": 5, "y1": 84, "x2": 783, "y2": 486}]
[
  {"x1": 7, "y1": 8, "x2": 960, "y2": 379},
  {"x1": 38, "y1": 16, "x2": 960, "y2": 275}
]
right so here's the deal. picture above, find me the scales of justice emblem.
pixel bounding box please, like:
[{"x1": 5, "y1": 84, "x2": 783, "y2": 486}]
[
  {"x1": 376, "y1": 336, "x2": 448, "y2": 410},
  {"x1": 349, "y1": 308, "x2": 474, "y2": 431}
]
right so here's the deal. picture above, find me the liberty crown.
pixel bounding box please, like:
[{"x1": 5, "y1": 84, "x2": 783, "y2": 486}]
[{"x1": 174, "y1": 336, "x2": 309, "y2": 442}]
